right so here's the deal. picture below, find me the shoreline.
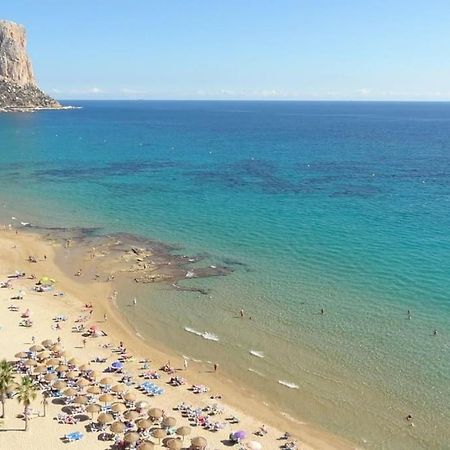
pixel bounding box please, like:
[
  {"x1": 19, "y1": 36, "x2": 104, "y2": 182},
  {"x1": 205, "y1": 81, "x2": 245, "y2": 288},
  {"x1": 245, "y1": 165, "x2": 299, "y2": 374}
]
[{"x1": 0, "y1": 226, "x2": 355, "y2": 449}]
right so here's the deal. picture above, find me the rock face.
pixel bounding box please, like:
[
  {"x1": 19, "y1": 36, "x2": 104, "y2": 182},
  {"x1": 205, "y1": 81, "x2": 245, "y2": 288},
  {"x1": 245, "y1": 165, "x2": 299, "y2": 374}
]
[{"x1": 0, "y1": 20, "x2": 60, "y2": 112}]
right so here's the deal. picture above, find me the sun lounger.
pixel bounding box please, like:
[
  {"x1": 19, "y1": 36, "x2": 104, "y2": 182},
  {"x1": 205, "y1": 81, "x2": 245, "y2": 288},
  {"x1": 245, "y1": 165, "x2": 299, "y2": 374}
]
[{"x1": 64, "y1": 431, "x2": 83, "y2": 442}]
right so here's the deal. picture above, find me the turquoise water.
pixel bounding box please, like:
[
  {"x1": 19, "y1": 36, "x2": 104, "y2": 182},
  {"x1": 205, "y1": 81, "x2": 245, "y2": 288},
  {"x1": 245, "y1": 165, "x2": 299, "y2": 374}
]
[{"x1": 1, "y1": 101, "x2": 450, "y2": 449}]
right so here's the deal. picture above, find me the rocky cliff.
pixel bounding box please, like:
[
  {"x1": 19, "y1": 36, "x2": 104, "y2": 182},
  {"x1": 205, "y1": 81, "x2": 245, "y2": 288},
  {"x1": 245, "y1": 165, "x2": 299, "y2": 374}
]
[{"x1": 0, "y1": 20, "x2": 60, "y2": 112}]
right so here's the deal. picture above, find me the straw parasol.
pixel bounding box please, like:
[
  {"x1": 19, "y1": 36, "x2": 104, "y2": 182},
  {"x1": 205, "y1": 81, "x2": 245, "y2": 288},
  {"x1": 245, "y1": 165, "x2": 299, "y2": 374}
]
[
  {"x1": 79, "y1": 364, "x2": 91, "y2": 371},
  {"x1": 53, "y1": 380, "x2": 67, "y2": 390},
  {"x1": 166, "y1": 438, "x2": 182, "y2": 450},
  {"x1": 110, "y1": 421, "x2": 125, "y2": 434},
  {"x1": 51, "y1": 344, "x2": 62, "y2": 352},
  {"x1": 46, "y1": 358, "x2": 60, "y2": 366},
  {"x1": 90, "y1": 370, "x2": 101, "y2": 380},
  {"x1": 176, "y1": 426, "x2": 191, "y2": 438},
  {"x1": 24, "y1": 359, "x2": 37, "y2": 367},
  {"x1": 44, "y1": 373, "x2": 57, "y2": 382},
  {"x1": 56, "y1": 364, "x2": 68, "y2": 372},
  {"x1": 124, "y1": 410, "x2": 139, "y2": 421},
  {"x1": 111, "y1": 402, "x2": 127, "y2": 413},
  {"x1": 76, "y1": 378, "x2": 90, "y2": 388},
  {"x1": 191, "y1": 436, "x2": 207, "y2": 448},
  {"x1": 124, "y1": 432, "x2": 140, "y2": 444},
  {"x1": 148, "y1": 407, "x2": 163, "y2": 420},
  {"x1": 39, "y1": 350, "x2": 51, "y2": 359},
  {"x1": 111, "y1": 384, "x2": 126, "y2": 393},
  {"x1": 41, "y1": 339, "x2": 53, "y2": 348},
  {"x1": 87, "y1": 386, "x2": 101, "y2": 395},
  {"x1": 98, "y1": 412, "x2": 113, "y2": 424},
  {"x1": 152, "y1": 428, "x2": 166, "y2": 443},
  {"x1": 66, "y1": 370, "x2": 79, "y2": 380},
  {"x1": 33, "y1": 365, "x2": 47, "y2": 374},
  {"x1": 99, "y1": 393, "x2": 115, "y2": 404},
  {"x1": 100, "y1": 377, "x2": 114, "y2": 385},
  {"x1": 63, "y1": 388, "x2": 77, "y2": 397},
  {"x1": 162, "y1": 416, "x2": 177, "y2": 428},
  {"x1": 136, "y1": 400, "x2": 148, "y2": 409},
  {"x1": 15, "y1": 351, "x2": 28, "y2": 359},
  {"x1": 74, "y1": 395, "x2": 88, "y2": 405},
  {"x1": 136, "y1": 418, "x2": 152, "y2": 430},
  {"x1": 123, "y1": 392, "x2": 136, "y2": 402},
  {"x1": 86, "y1": 403, "x2": 101, "y2": 418},
  {"x1": 137, "y1": 442, "x2": 155, "y2": 450},
  {"x1": 30, "y1": 344, "x2": 44, "y2": 352},
  {"x1": 68, "y1": 357, "x2": 80, "y2": 365}
]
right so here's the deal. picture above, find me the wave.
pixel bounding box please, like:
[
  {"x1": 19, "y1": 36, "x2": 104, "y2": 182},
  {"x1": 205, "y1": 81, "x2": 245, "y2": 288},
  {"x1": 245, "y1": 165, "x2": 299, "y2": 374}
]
[
  {"x1": 184, "y1": 326, "x2": 219, "y2": 342},
  {"x1": 249, "y1": 350, "x2": 264, "y2": 358},
  {"x1": 248, "y1": 368, "x2": 264, "y2": 377},
  {"x1": 278, "y1": 380, "x2": 299, "y2": 389}
]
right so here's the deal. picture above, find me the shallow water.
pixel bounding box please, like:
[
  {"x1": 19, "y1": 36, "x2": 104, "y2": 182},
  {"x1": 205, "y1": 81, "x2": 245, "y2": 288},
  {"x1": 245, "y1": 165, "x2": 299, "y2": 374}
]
[{"x1": 1, "y1": 101, "x2": 450, "y2": 449}]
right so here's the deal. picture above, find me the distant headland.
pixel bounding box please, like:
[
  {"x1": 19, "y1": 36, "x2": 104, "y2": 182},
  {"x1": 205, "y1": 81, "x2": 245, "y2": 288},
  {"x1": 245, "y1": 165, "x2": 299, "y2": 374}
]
[{"x1": 0, "y1": 19, "x2": 61, "y2": 112}]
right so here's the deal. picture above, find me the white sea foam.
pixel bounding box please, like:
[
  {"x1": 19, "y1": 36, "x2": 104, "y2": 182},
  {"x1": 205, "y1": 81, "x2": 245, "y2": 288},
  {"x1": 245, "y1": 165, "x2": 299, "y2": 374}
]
[
  {"x1": 248, "y1": 368, "x2": 264, "y2": 377},
  {"x1": 249, "y1": 350, "x2": 264, "y2": 358},
  {"x1": 184, "y1": 326, "x2": 219, "y2": 342},
  {"x1": 278, "y1": 380, "x2": 299, "y2": 389}
]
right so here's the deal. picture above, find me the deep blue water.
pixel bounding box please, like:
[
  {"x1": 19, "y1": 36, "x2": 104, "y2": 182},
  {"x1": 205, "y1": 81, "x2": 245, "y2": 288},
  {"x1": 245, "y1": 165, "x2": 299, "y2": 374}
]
[{"x1": 1, "y1": 101, "x2": 450, "y2": 449}]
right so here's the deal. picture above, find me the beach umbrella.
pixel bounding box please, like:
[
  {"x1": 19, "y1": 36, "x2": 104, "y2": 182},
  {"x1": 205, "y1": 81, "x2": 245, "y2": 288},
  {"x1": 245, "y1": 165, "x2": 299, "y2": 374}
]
[
  {"x1": 76, "y1": 378, "x2": 90, "y2": 388},
  {"x1": 46, "y1": 358, "x2": 60, "y2": 366},
  {"x1": 41, "y1": 339, "x2": 53, "y2": 348},
  {"x1": 44, "y1": 373, "x2": 57, "y2": 382},
  {"x1": 66, "y1": 370, "x2": 79, "y2": 380},
  {"x1": 86, "y1": 403, "x2": 101, "y2": 418},
  {"x1": 124, "y1": 432, "x2": 140, "y2": 444},
  {"x1": 148, "y1": 407, "x2": 163, "y2": 419},
  {"x1": 232, "y1": 431, "x2": 247, "y2": 441},
  {"x1": 176, "y1": 426, "x2": 191, "y2": 438},
  {"x1": 30, "y1": 344, "x2": 44, "y2": 352},
  {"x1": 53, "y1": 380, "x2": 67, "y2": 390},
  {"x1": 136, "y1": 418, "x2": 151, "y2": 430},
  {"x1": 100, "y1": 377, "x2": 114, "y2": 385},
  {"x1": 110, "y1": 360, "x2": 123, "y2": 370},
  {"x1": 110, "y1": 421, "x2": 125, "y2": 434},
  {"x1": 68, "y1": 357, "x2": 80, "y2": 365},
  {"x1": 87, "y1": 386, "x2": 101, "y2": 395},
  {"x1": 191, "y1": 436, "x2": 207, "y2": 448},
  {"x1": 15, "y1": 351, "x2": 28, "y2": 359},
  {"x1": 137, "y1": 442, "x2": 155, "y2": 450},
  {"x1": 124, "y1": 392, "x2": 136, "y2": 402},
  {"x1": 33, "y1": 365, "x2": 47, "y2": 374},
  {"x1": 56, "y1": 364, "x2": 68, "y2": 372},
  {"x1": 74, "y1": 395, "x2": 88, "y2": 405},
  {"x1": 246, "y1": 442, "x2": 262, "y2": 450},
  {"x1": 51, "y1": 344, "x2": 62, "y2": 352},
  {"x1": 111, "y1": 384, "x2": 125, "y2": 393},
  {"x1": 90, "y1": 370, "x2": 101, "y2": 380},
  {"x1": 135, "y1": 400, "x2": 148, "y2": 409},
  {"x1": 152, "y1": 428, "x2": 166, "y2": 442},
  {"x1": 98, "y1": 412, "x2": 113, "y2": 424},
  {"x1": 124, "y1": 410, "x2": 139, "y2": 420},
  {"x1": 39, "y1": 350, "x2": 51, "y2": 359},
  {"x1": 99, "y1": 393, "x2": 115, "y2": 404},
  {"x1": 111, "y1": 402, "x2": 127, "y2": 413},
  {"x1": 166, "y1": 438, "x2": 182, "y2": 450},
  {"x1": 63, "y1": 388, "x2": 77, "y2": 397},
  {"x1": 79, "y1": 364, "x2": 91, "y2": 371},
  {"x1": 162, "y1": 416, "x2": 177, "y2": 428},
  {"x1": 24, "y1": 359, "x2": 37, "y2": 367}
]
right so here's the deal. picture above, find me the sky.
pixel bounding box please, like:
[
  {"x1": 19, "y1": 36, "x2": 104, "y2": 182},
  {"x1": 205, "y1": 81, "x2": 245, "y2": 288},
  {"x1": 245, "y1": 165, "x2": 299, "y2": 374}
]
[{"x1": 2, "y1": 0, "x2": 450, "y2": 100}]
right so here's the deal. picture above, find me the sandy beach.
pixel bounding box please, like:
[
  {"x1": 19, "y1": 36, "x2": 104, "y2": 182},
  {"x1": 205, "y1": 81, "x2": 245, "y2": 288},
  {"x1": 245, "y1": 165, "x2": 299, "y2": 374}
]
[{"x1": 0, "y1": 227, "x2": 355, "y2": 450}]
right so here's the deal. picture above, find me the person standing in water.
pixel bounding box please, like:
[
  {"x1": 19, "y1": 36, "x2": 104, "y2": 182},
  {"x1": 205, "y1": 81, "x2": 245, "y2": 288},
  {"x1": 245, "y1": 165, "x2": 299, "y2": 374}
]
[
  {"x1": 133, "y1": 298, "x2": 137, "y2": 306},
  {"x1": 183, "y1": 358, "x2": 188, "y2": 371},
  {"x1": 240, "y1": 309, "x2": 244, "y2": 318}
]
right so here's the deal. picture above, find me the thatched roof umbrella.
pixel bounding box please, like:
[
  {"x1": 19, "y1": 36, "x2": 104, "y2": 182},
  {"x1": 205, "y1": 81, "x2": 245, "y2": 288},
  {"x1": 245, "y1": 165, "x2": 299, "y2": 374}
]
[
  {"x1": 152, "y1": 428, "x2": 166, "y2": 444},
  {"x1": 176, "y1": 426, "x2": 191, "y2": 440},
  {"x1": 123, "y1": 392, "x2": 136, "y2": 402},
  {"x1": 137, "y1": 442, "x2": 155, "y2": 450},
  {"x1": 191, "y1": 436, "x2": 207, "y2": 449},
  {"x1": 97, "y1": 412, "x2": 113, "y2": 425},
  {"x1": 63, "y1": 387, "x2": 77, "y2": 397},
  {"x1": 46, "y1": 358, "x2": 60, "y2": 367},
  {"x1": 39, "y1": 350, "x2": 51, "y2": 359},
  {"x1": 110, "y1": 421, "x2": 125, "y2": 434},
  {"x1": 90, "y1": 370, "x2": 101, "y2": 380},
  {"x1": 162, "y1": 416, "x2": 177, "y2": 428},
  {"x1": 33, "y1": 365, "x2": 47, "y2": 374},
  {"x1": 124, "y1": 431, "x2": 140, "y2": 444},
  {"x1": 74, "y1": 395, "x2": 88, "y2": 405},
  {"x1": 99, "y1": 377, "x2": 114, "y2": 386},
  {"x1": 68, "y1": 357, "x2": 80, "y2": 365},
  {"x1": 66, "y1": 370, "x2": 79, "y2": 380},
  {"x1": 24, "y1": 359, "x2": 37, "y2": 367},
  {"x1": 148, "y1": 407, "x2": 163, "y2": 420},
  {"x1": 30, "y1": 344, "x2": 44, "y2": 352},
  {"x1": 56, "y1": 364, "x2": 68, "y2": 372},
  {"x1": 111, "y1": 402, "x2": 127, "y2": 413},
  {"x1": 51, "y1": 344, "x2": 63, "y2": 352},
  {"x1": 86, "y1": 403, "x2": 101, "y2": 419},
  {"x1": 52, "y1": 380, "x2": 67, "y2": 390},
  {"x1": 41, "y1": 339, "x2": 54, "y2": 348},
  {"x1": 99, "y1": 393, "x2": 115, "y2": 405},
  {"x1": 87, "y1": 385, "x2": 101, "y2": 395},
  {"x1": 111, "y1": 384, "x2": 125, "y2": 394},
  {"x1": 79, "y1": 364, "x2": 91, "y2": 372},
  {"x1": 136, "y1": 418, "x2": 152, "y2": 430},
  {"x1": 76, "y1": 378, "x2": 90, "y2": 388},
  {"x1": 124, "y1": 410, "x2": 139, "y2": 421},
  {"x1": 166, "y1": 438, "x2": 182, "y2": 450},
  {"x1": 44, "y1": 373, "x2": 57, "y2": 382},
  {"x1": 15, "y1": 351, "x2": 28, "y2": 359}
]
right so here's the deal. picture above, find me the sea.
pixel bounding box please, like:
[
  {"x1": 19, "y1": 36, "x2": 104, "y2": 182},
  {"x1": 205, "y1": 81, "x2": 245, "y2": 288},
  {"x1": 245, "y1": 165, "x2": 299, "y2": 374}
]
[{"x1": 1, "y1": 101, "x2": 449, "y2": 449}]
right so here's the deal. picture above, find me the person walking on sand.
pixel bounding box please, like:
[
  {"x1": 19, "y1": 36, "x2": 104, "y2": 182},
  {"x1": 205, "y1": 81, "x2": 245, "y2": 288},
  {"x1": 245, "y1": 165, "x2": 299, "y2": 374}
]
[
  {"x1": 82, "y1": 338, "x2": 86, "y2": 348},
  {"x1": 213, "y1": 362, "x2": 218, "y2": 372},
  {"x1": 184, "y1": 358, "x2": 188, "y2": 371},
  {"x1": 133, "y1": 298, "x2": 137, "y2": 306},
  {"x1": 31, "y1": 336, "x2": 36, "y2": 344},
  {"x1": 103, "y1": 313, "x2": 108, "y2": 322}
]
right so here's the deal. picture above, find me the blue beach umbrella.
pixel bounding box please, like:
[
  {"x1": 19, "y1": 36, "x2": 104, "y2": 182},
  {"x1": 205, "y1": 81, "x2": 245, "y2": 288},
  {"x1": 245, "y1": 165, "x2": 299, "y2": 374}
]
[{"x1": 111, "y1": 360, "x2": 123, "y2": 370}]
